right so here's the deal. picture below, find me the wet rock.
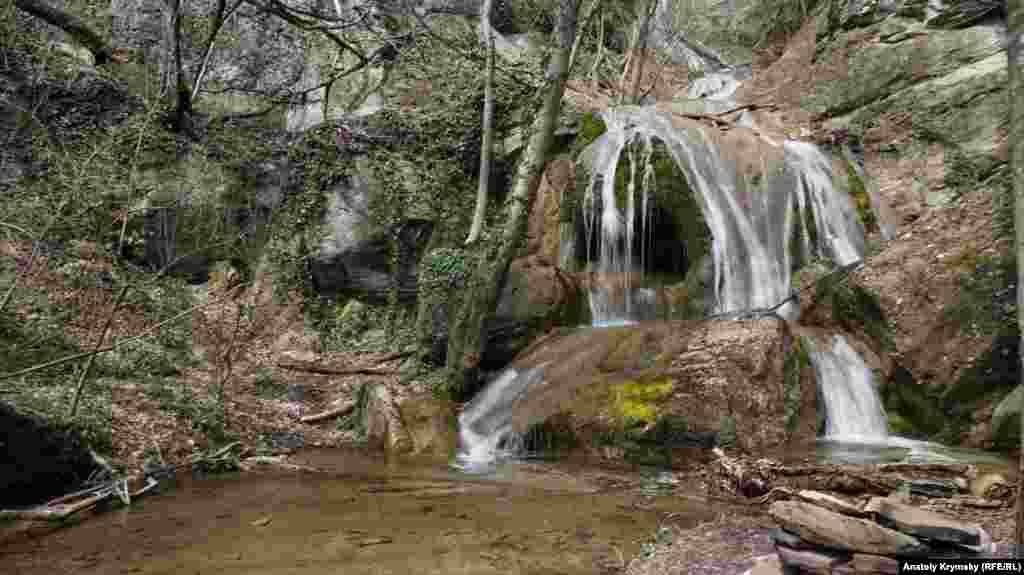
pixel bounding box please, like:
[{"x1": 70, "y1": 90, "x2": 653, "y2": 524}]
[
  {"x1": 769, "y1": 500, "x2": 929, "y2": 556},
  {"x1": 362, "y1": 384, "x2": 412, "y2": 453},
  {"x1": 266, "y1": 431, "x2": 305, "y2": 451},
  {"x1": 0, "y1": 401, "x2": 101, "y2": 508},
  {"x1": 908, "y1": 478, "x2": 959, "y2": 498},
  {"x1": 865, "y1": 497, "x2": 982, "y2": 547},
  {"x1": 308, "y1": 219, "x2": 433, "y2": 304},
  {"x1": 286, "y1": 384, "x2": 306, "y2": 403}
]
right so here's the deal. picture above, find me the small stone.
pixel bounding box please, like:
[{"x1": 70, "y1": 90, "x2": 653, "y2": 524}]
[
  {"x1": 251, "y1": 516, "x2": 272, "y2": 527},
  {"x1": 908, "y1": 479, "x2": 958, "y2": 498},
  {"x1": 776, "y1": 545, "x2": 850, "y2": 572},
  {"x1": 357, "y1": 536, "x2": 393, "y2": 547},
  {"x1": 746, "y1": 555, "x2": 785, "y2": 575}
]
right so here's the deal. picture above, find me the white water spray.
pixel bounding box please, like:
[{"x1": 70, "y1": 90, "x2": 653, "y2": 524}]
[
  {"x1": 804, "y1": 335, "x2": 889, "y2": 442},
  {"x1": 455, "y1": 366, "x2": 547, "y2": 470},
  {"x1": 582, "y1": 106, "x2": 867, "y2": 323}
]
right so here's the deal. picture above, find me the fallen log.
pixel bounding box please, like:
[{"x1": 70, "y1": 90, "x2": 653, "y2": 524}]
[{"x1": 300, "y1": 400, "x2": 356, "y2": 424}]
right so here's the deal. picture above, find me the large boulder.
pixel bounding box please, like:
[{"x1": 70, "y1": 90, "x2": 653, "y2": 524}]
[
  {"x1": 308, "y1": 219, "x2": 433, "y2": 304},
  {"x1": 480, "y1": 318, "x2": 818, "y2": 461},
  {"x1": 0, "y1": 402, "x2": 101, "y2": 508}
]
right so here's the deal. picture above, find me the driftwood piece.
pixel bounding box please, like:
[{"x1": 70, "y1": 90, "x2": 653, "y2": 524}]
[
  {"x1": 0, "y1": 477, "x2": 157, "y2": 522},
  {"x1": 0, "y1": 443, "x2": 239, "y2": 522},
  {"x1": 277, "y1": 360, "x2": 396, "y2": 376},
  {"x1": 300, "y1": 400, "x2": 356, "y2": 424},
  {"x1": 711, "y1": 449, "x2": 976, "y2": 500}
]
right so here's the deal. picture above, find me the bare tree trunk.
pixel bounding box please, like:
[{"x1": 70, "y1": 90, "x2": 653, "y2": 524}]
[
  {"x1": 164, "y1": 0, "x2": 193, "y2": 133},
  {"x1": 627, "y1": 0, "x2": 656, "y2": 104},
  {"x1": 446, "y1": 0, "x2": 582, "y2": 393},
  {"x1": 1013, "y1": 0, "x2": 1024, "y2": 556},
  {"x1": 465, "y1": 0, "x2": 497, "y2": 245},
  {"x1": 13, "y1": 0, "x2": 113, "y2": 64}
]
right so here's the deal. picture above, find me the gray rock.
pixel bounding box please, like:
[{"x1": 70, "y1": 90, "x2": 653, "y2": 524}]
[
  {"x1": 908, "y1": 479, "x2": 959, "y2": 498},
  {"x1": 770, "y1": 500, "x2": 929, "y2": 556},
  {"x1": 866, "y1": 497, "x2": 981, "y2": 547},
  {"x1": 286, "y1": 384, "x2": 306, "y2": 403},
  {"x1": 308, "y1": 219, "x2": 433, "y2": 304}
]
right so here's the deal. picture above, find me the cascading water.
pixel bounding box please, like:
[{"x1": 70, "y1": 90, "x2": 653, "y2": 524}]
[
  {"x1": 581, "y1": 106, "x2": 866, "y2": 323},
  {"x1": 803, "y1": 335, "x2": 889, "y2": 442},
  {"x1": 457, "y1": 103, "x2": 882, "y2": 467},
  {"x1": 455, "y1": 365, "x2": 547, "y2": 470}
]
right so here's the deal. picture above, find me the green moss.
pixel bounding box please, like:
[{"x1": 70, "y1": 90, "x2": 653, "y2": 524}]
[
  {"x1": 571, "y1": 112, "x2": 608, "y2": 158},
  {"x1": 718, "y1": 415, "x2": 738, "y2": 448},
  {"x1": 941, "y1": 253, "x2": 1016, "y2": 338},
  {"x1": 782, "y1": 337, "x2": 810, "y2": 433},
  {"x1": 844, "y1": 158, "x2": 877, "y2": 233},
  {"x1": 881, "y1": 367, "x2": 945, "y2": 438},
  {"x1": 816, "y1": 277, "x2": 894, "y2": 352}
]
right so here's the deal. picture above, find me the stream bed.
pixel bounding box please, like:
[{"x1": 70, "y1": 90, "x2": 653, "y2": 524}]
[{"x1": 1, "y1": 448, "x2": 724, "y2": 575}]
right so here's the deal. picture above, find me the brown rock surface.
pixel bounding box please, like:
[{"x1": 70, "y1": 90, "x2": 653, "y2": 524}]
[{"x1": 769, "y1": 500, "x2": 928, "y2": 557}]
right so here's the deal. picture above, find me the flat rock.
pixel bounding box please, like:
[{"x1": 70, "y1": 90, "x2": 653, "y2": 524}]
[
  {"x1": 744, "y1": 555, "x2": 784, "y2": 575},
  {"x1": 833, "y1": 553, "x2": 900, "y2": 575},
  {"x1": 797, "y1": 489, "x2": 869, "y2": 517},
  {"x1": 770, "y1": 500, "x2": 928, "y2": 557},
  {"x1": 776, "y1": 545, "x2": 850, "y2": 574},
  {"x1": 866, "y1": 497, "x2": 981, "y2": 547}
]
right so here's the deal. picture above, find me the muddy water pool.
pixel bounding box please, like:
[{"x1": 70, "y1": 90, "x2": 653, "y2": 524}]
[{"x1": 2, "y1": 449, "x2": 724, "y2": 575}]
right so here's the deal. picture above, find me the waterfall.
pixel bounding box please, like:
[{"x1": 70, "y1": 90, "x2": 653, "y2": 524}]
[
  {"x1": 456, "y1": 106, "x2": 881, "y2": 467},
  {"x1": 455, "y1": 365, "x2": 547, "y2": 470},
  {"x1": 581, "y1": 106, "x2": 866, "y2": 323},
  {"x1": 804, "y1": 335, "x2": 889, "y2": 442}
]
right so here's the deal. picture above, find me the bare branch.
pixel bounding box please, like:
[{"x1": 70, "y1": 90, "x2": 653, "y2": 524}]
[
  {"x1": 13, "y1": 0, "x2": 113, "y2": 64},
  {"x1": 191, "y1": 0, "x2": 246, "y2": 103}
]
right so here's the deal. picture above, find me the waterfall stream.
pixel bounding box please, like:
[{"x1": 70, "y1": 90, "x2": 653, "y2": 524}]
[
  {"x1": 581, "y1": 106, "x2": 865, "y2": 323},
  {"x1": 803, "y1": 335, "x2": 889, "y2": 442},
  {"x1": 456, "y1": 102, "x2": 893, "y2": 468}
]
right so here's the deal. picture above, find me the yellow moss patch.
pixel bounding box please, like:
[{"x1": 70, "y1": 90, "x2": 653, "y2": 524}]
[{"x1": 611, "y1": 379, "x2": 674, "y2": 425}]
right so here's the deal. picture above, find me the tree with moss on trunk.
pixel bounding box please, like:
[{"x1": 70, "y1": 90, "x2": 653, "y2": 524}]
[{"x1": 445, "y1": 0, "x2": 582, "y2": 394}]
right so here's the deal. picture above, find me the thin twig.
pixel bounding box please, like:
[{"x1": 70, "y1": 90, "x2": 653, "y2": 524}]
[{"x1": 67, "y1": 284, "x2": 130, "y2": 419}]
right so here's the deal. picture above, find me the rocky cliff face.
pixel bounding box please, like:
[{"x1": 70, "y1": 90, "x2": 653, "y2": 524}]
[{"x1": 733, "y1": 1, "x2": 1012, "y2": 447}]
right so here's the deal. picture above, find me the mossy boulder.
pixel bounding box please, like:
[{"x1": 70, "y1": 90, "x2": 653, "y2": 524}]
[
  {"x1": 397, "y1": 394, "x2": 459, "y2": 457},
  {"x1": 489, "y1": 318, "x2": 818, "y2": 464}
]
